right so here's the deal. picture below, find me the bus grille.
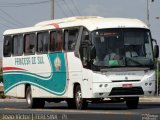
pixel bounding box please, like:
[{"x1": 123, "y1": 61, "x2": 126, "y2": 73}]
[{"x1": 109, "y1": 87, "x2": 144, "y2": 96}]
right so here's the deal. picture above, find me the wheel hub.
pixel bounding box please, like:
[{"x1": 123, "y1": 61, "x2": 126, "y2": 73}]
[
  {"x1": 76, "y1": 90, "x2": 82, "y2": 107},
  {"x1": 27, "y1": 92, "x2": 31, "y2": 105}
]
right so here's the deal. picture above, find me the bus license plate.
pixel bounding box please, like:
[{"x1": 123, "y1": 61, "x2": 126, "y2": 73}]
[{"x1": 122, "y1": 84, "x2": 133, "y2": 88}]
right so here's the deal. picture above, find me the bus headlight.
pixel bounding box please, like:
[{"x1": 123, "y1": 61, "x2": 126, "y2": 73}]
[
  {"x1": 99, "y1": 84, "x2": 103, "y2": 88},
  {"x1": 145, "y1": 83, "x2": 148, "y2": 86},
  {"x1": 105, "y1": 84, "x2": 108, "y2": 87},
  {"x1": 149, "y1": 83, "x2": 152, "y2": 86}
]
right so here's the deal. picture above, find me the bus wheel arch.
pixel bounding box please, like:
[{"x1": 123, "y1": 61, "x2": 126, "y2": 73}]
[
  {"x1": 73, "y1": 83, "x2": 80, "y2": 95},
  {"x1": 25, "y1": 85, "x2": 45, "y2": 108},
  {"x1": 25, "y1": 84, "x2": 30, "y2": 99},
  {"x1": 66, "y1": 83, "x2": 80, "y2": 109},
  {"x1": 74, "y1": 83, "x2": 88, "y2": 109},
  {"x1": 26, "y1": 85, "x2": 35, "y2": 108}
]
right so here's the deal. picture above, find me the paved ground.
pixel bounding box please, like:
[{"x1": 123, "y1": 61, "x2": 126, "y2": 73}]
[
  {"x1": 1, "y1": 96, "x2": 160, "y2": 102},
  {"x1": 0, "y1": 97, "x2": 160, "y2": 120}
]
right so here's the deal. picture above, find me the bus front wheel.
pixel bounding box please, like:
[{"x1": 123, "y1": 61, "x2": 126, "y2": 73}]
[
  {"x1": 67, "y1": 99, "x2": 76, "y2": 109},
  {"x1": 74, "y1": 85, "x2": 88, "y2": 110},
  {"x1": 26, "y1": 86, "x2": 45, "y2": 108}
]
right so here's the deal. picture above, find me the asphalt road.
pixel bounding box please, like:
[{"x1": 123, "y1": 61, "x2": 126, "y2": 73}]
[{"x1": 0, "y1": 101, "x2": 160, "y2": 120}]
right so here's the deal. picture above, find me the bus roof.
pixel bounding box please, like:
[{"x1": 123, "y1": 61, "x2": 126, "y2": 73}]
[{"x1": 3, "y1": 16, "x2": 149, "y2": 35}]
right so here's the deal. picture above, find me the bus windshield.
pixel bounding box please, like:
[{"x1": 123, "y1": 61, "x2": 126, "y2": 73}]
[{"x1": 92, "y1": 28, "x2": 154, "y2": 68}]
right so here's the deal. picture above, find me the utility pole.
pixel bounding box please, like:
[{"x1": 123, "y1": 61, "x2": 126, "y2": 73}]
[
  {"x1": 157, "y1": 61, "x2": 159, "y2": 96},
  {"x1": 146, "y1": 0, "x2": 154, "y2": 27},
  {"x1": 147, "y1": 0, "x2": 150, "y2": 27},
  {"x1": 51, "y1": 0, "x2": 54, "y2": 19}
]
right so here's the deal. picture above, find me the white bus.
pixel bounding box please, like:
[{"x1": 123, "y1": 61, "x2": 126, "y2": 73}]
[{"x1": 3, "y1": 16, "x2": 159, "y2": 109}]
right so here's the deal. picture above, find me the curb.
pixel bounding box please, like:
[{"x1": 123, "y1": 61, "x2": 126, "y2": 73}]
[
  {"x1": 139, "y1": 97, "x2": 160, "y2": 102},
  {"x1": 0, "y1": 99, "x2": 26, "y2": 102}
]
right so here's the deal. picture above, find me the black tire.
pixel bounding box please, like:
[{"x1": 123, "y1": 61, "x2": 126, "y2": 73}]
[
  {"x1": 26, "y1": 86, "x2": 45, "y2": 108},
  {"x1": 74, "y1": 85, "x2": 88, "y2": 110},
  {"x1": 126, "y1": 97, "x2": 139, "y2": 109},
  {"x1": 67, "y1": 99, "x2": 76, "y2": 109}
]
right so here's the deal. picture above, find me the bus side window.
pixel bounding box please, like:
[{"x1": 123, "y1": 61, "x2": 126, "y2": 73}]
[
  {"x1": 3, "y1": 36, "x2": 12, "y2": 57},
  {"x1": 79, "y1": 29, "x2": 90, "y2": 67},
  {"x1": 64, "y1": 29, "x2": 79, "y2": 51},
  {"x1": 37, "y1": 32, "x2": 49, "y2": 54},
  {"x1": 57, "y1": 30, "x2": 63, "y2": 51},
  {"x1": 24, "y1": 33, "x2": 36, "y2": 55},
  {"x1": 50, "y1": 31, "x2": 56, "y2": 52},
  {"x1": 13, "y1": 35, "x2": 23, "y2": 56},
  {"x1": 50, "y1": 30, "x2": 63, "y2": 52}
]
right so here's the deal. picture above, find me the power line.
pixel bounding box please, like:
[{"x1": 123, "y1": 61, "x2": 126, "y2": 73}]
[
  {"x1": 0, "y1": 0, "x2": 50, "y2": 5},
  {"x1": 62, "y1": 0, "x2": 75, "y2": 16},
  {"x1": 55, "y1": 0, "x2": 68, "y2": 17},
  {"x1": 0, "y1": 8, "x2": 25, "y2": 27},
  {"x1": 70, "y1": 0, "x2": 81, "y2": 16},
  {"x1": 0, "y1": 15, "x2": 19, "y2": 28},
  {"x1": 0, "y1": 0, "x2": 50, "y2": 7},
  {"x1": 0, "y1": 22, "x2": 11, "y2": 28}
]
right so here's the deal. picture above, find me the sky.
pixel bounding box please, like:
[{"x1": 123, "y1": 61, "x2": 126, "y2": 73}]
[{"x1": 0, "y1": 0, "x2": 160, "y2": 57}]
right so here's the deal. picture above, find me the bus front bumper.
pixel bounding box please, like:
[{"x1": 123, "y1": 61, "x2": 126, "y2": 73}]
[{"x1": 92, "y1": 80, "x2": 155, "y2": 98}]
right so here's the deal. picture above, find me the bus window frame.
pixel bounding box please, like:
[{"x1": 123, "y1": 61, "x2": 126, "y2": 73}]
[
  {"x1": 63, "y1": 27, "x2": 80, "y2": 52},
  {"x1": 49, "y1": 29, "x2": 63, "y2": 53},
  {"x1": 12, "y1": 34, "x2": 24, "y2": 56},
  {"x1": 37, "y1": 31, "x2": 49, "y2": 54},
  {"x1": 49, "y1": 30, "x2": 57, "y2": 53},
  {"x1": 3, "y1": 35, "x2": 12, "y2": 57},
  {"x1": 79, "y1": 28, "x2": 91, "y2": 68},
  {"x1": 24, "y1": 33, "x2": 36, "y2": 55}
]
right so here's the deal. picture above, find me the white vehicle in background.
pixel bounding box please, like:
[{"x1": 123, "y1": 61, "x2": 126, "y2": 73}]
[{"x1": 2, "y1": 16, "x2": 159, "y2": 109}]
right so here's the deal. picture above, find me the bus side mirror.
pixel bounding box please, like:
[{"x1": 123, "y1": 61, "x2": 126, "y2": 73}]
[
  {"x1": 91, "y1": 46, "x2": 96, "y2": 59},
  {"x1": 154, "y1": 45, "x2": 159, "y2": 58}
]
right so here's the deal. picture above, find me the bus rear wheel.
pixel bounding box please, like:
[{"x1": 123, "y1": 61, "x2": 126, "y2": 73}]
[
  {"x1": 74, "y1": 85, "x2": 88, "y2": 110},
  {"x1": 26, "y1": 86, "x2": 45, "y2": 108},
  {"x1": 126, "y1": 97, "x2": 139, "y2": 109}
]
